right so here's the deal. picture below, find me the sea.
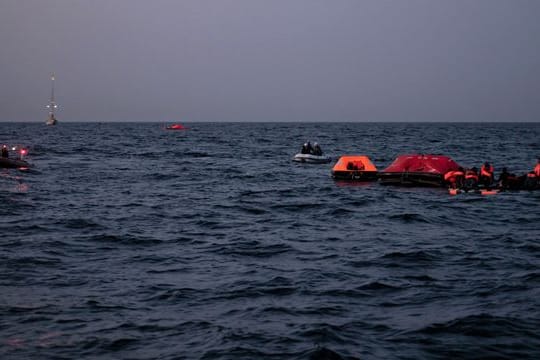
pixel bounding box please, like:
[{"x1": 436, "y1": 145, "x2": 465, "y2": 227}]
[{"x1": 1, "y1": 122, "x2": 539, "y2": 360}]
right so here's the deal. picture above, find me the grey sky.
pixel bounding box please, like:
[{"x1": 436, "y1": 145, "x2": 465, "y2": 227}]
[{"x1": 1, "y1": 0, "x2": 539, "y2": 122}]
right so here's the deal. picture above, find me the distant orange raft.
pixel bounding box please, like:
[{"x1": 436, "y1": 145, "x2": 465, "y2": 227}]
[
  {"x1": 166, "y1": 124, "x2": 187, "y2": 130},
  {"x1": 331, "y1": 155, "x2": 378, "y2": 181}
]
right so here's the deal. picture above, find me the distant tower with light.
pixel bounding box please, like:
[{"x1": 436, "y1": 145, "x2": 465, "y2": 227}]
[{"x1": 46, "y1": 73, "x2": 58, "y2": 125}]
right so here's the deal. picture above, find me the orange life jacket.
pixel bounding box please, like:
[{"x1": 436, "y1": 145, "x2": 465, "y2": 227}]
[
  {"x1": 465, "y1": 170, "x2": 478, "y2": 181},
  {"x1": 444, "y1": 170, "x2": 464, "y2": 182},
  {"x1": 480, "y1": 164, "x2": 494, "y2": 178},
  {"x1": 535, "y1": 163, "x2": 540, "y2": 177}
]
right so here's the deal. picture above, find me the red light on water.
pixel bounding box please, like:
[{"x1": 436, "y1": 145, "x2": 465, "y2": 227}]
[{"x1": 20, "y1": 149, "x2": 28, "y2": 156}]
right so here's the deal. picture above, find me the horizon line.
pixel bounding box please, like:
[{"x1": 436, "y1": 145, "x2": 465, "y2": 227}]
[{"x1": 1, "y1": 120, "x2": 540, "y2": 124}]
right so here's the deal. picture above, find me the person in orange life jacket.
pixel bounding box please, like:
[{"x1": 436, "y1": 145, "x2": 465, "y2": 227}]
[
  {"x1": 444, "y1": 167, "x2": 465, "y2": 188},
  {"x1": 479, "y1": 161, "x2": 494, "y2": 187},
  {"x1": 523, "y1": 170, "x2": 539, "y2": 190},
  {"x1": 522, "y1": 159, "x2": 540, "y2": 190},
  {"x1": 463, "y1": 167, "x2": 479, "y2": 190}
]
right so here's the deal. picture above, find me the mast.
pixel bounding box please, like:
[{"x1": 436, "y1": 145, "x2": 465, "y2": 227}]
[
  {"x1": 46, "y1": 73, "x2": 58, "y2": 124},
  {"x1": 51, "y1": 73, "x2": 55, "y2": 107}
]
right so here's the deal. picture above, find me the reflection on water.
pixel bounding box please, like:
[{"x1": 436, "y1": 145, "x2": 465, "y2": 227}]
[{"x1": 0, "y1": 169, "x2": 29, "y2": 193}]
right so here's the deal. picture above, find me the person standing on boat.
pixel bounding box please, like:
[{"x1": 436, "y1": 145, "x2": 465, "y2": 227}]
[
  {"x1": 534, "y1": 158, "x2": 540, "y2": 177},
  {"x1": 1, "y1": 145, "x2": 8, "y2": 158}
]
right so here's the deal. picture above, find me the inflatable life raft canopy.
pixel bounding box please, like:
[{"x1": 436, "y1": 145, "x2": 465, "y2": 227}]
[
  {"x1": 378, "y1": 154, "x2": 461, "y2": 187},
  {"x1": 332, "y1": 155, "x2": 378, "y2": 181}
]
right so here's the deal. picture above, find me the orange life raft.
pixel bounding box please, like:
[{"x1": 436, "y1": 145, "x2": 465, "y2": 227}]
[{"x1": 331, "y1": 155, "x2": 378, "y2": 181}]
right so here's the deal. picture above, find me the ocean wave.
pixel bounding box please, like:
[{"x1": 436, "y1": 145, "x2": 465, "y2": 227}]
[
  {"x1": 413, "y1": 313, "x2": 539, "y2": 339},
  {"x1": 379, "y1": 250, "x2": 441, "y2": 264},
  {"x1": 211, "y1": 240, "x2": 294, "y2": 258},
  {"x1": 145, "y1": 287, "x2": 204, "y2": 302},
  {"x1": 87, "y1": 233, "x2": 162, "y2": 246},
  {"x1": 387, "y1": 213, "x2": 431, "y2": 223},
  {"x1": 261, "y1": 305, "x2": 345, "y2": 317},
  {"x1": 55, "y1": 218, "x2": 106, "y2": 230},
  {"x1": 213, "y1": 203, "x2": 269, "y2": 215},
  {"x1": 3, "y1": 122, "x2": 540, "y2": 359}
]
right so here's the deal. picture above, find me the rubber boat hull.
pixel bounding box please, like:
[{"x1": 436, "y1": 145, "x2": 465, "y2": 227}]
[
  {"x1": 333, "y1": 171, "x2": 378, "y2": 181},
  {"x1": 448, "y1": 180, "x2": 540, "y2": 194},
  {"x1": 292, "y1": 153, "x2": 331, "y2": 164},
  {"x1": 331, "y1": 155, "x2": 378, "y2": 181},
  {"x1": 449, "y1": 188, "x2": 500, "y2": 196},
  {"x1": 378, "y1": 172, "x2": 445, "y2": 187},
  {"x1": 0, "y1": 157, "x2": 30, "y2": 169}
]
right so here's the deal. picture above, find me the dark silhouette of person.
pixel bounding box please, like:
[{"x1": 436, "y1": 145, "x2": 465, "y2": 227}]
[
  {"x1": 301, "y1": 141, "x2": 313, "y2": 154},
  {"x1": 498, "y1": 167, "x2": 512, "y2": 189},
  {"x1": 1, "y1": 145, "x2": 8, "y2": 158},
  {"x1": 523, "y1": 171, "x2": 539, "y2": 190},
  {"x1": 305, "y1": 141, "x2": 313, "y2": 154},
  {"x1": 464, "y1": 167, "x2": 479, "y2": 190}
]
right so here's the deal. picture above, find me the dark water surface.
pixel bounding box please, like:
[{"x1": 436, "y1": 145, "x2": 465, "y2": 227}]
[{"x1": 1, "y1": 122, "x2": 539, "y2": 359}]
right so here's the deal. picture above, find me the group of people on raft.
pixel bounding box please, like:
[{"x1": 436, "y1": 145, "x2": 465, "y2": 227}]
[
  {"x1": 300, "y1": 141, "x2": 324, "y2": 156},
  {"x1": 444, "y1": 159, "x2": 540, "y2": 191}
]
